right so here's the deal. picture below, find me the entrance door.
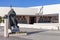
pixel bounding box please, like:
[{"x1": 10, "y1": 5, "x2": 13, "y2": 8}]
[{"x1": 29, "y1": 17, "x2": 36, "y2": 24}]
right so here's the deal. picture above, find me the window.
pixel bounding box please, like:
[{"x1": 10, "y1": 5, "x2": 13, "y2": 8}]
[{"x1": 17, "y1": 16, "x2": 27, "y2": 24}]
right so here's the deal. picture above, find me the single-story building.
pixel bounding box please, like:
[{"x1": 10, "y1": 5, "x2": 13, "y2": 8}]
[{"x1": 0, "y1": 4, "x2": 60, "y2": 30}]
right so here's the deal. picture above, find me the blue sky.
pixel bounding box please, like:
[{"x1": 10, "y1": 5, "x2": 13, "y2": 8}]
[{"x1": 0, "y1": 0, "x2": 60, "y2": 7}]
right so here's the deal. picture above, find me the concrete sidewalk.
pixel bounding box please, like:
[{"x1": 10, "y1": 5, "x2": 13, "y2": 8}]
[
  {"x1": 0, "y1": 36, "x2": 32, "y2": 40},
  {"x1": 10, "y1": 28, "x2": 60, "y2": 40},
  {"x1": 0, "y1": 26, "x2": 60, "y2": 40}
]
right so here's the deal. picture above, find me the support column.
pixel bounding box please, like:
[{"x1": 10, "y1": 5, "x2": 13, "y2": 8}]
[
  {"x1": 25, "y1": 16, "x2": 29, "y2": 24},
  {"x1": 36, "y1": 16, "x2": 40, "y2": 23},
  {"x1": 59, "y1": 14, "x2": 60, "y2": 24},
  {"x1": 58, "y1": 14, "x2": 60, "y2": 30},
  {"x1": 4, "y1": 19, "x2": 9, "y2": 37}
]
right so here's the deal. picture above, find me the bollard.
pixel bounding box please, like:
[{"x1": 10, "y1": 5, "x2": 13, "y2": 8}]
[{"x1": 4, "y1": 19, "x2": 9, "y2": 37}]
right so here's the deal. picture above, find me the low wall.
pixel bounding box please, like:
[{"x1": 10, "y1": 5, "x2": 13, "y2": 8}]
[
  {"x1": 34, "y1": 23, "x2": 59, "y2": 29},
  {"x1": 18, "y1": 23, "x2": 59, "y2": 30},
  {"x1": 1, "y1": 23, "x2": 59, "y2": 30}
]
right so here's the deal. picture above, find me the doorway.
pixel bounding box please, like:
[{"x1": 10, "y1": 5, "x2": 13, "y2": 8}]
[{"x1": 29, "y1": 17, "x2": 36, "y2": 24}]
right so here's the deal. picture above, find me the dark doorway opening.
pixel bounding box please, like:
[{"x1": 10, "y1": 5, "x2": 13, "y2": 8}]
[{"x1": 29, "y1": 17, "x2": 36, "y2": 24}]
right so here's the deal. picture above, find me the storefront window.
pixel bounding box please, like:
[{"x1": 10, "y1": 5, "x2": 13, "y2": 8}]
[
  {"x1": 38, "y1": 15, "x2": 58, "y2": 23},
  {"x1": 17, "y1": 16, "x2": 27, "y2": 24}
]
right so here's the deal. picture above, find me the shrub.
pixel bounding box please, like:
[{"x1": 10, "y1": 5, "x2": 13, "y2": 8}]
[{"x1": 0, "y1": 16, "x2": 2, "y2": 23}]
